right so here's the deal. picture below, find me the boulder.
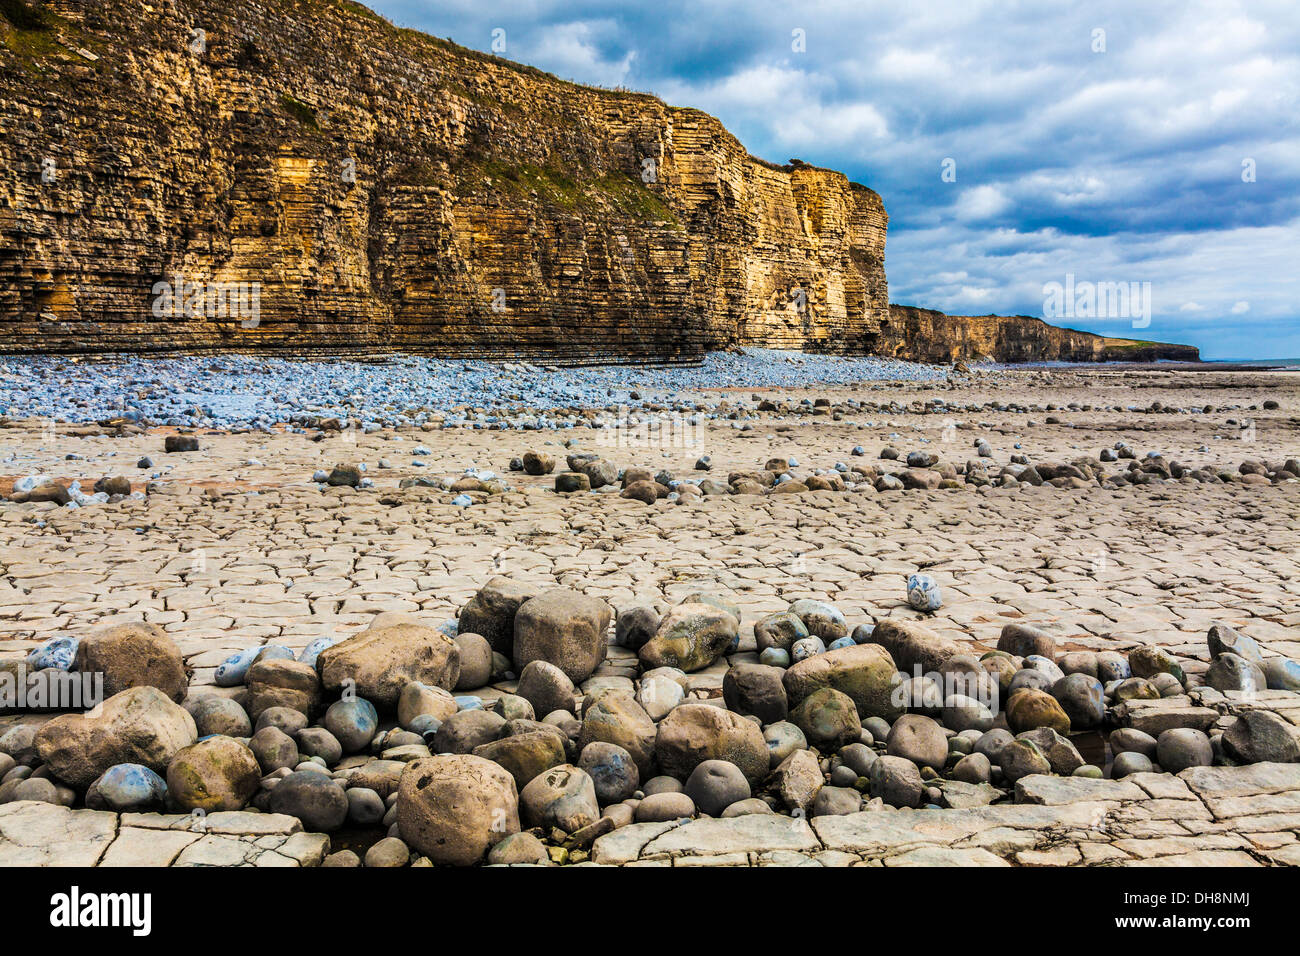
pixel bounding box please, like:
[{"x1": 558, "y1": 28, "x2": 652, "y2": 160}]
[
  {"x1": 638, "y1": 603, "x2": 738, "y2": 673},
  {"x1": 577, "y1": 691, "x2": 657, "y2": 778},
  {"x1": 773, "y1": 748, "x2": 823, "y2": 813},
  {"x1": 397, "y1": 681, "x2": 458, "y2": 731},
  {"x1": 513, "y1": 590, "x2": 612, "y2": 684},
  {"x1": 74, "y1": 622, "x2": 188, "y2": 702},
  {"x1": 515, "y1": 660, "x2": 577, "y2": 717},
  {"x1": 996, "y1": 622, "x2": 1057, "y2": 660},
  {"x1": 472, "y1": 729, "x2": 568, "y2": 790},
  {"x1": 789, "y1": 687, "x2": 862, "y2": 750},
  {"x1": 654, "y1": 704, "x2": 769, "y2": 785},
  {"x1": 166, "y1": 736, "x2": 261, "y2": 811},
  {"x1": 317, "y1": 622, "x2": 460, "y2": 709},
  {"x1": 519, "y1": 764, "x2": 600, "y2": 832},
  {"x1": 454, "y1": 633, "x2": 493, "y2": 691},
  {"x1": 268, "y1": 771, "x2": 349, "y2": 832},
  {"x1": 868, "y1": 755, "x2": 924, "y2": 808},
  {"x1": 722, "y1": 663, "x2": 788, "y2": 723},
  {"x1": 753, "y1": 611, "x2": 809, "y2": 652},
  {"x1": 1222, "y1": 711, "x2": 1300, "y2": 764},
  {"x1": 459, "y1": 578, "x2": 541, "y2": 655},
  {"x1": 885, "y1": 714, "x2": 948, "y2": 771},
  {"x1": 614, "y1": 606, "x2": 660, "y2": 651},
  {"x1": 782, "y1": 643, "x2": 903, "y2": 720},
  {"x1": 873, "y1": 619, "x2": 961, "y2": 673},
  {"x1": 245, "y1": 659, "x2": 321, "y2": 720},
  {"x1": 35, "y1": 686, "x2": 197, "y2": 789},
  {"x1": 684, "y1": 759, "x2": 751, "y2": 816},
  {"x1": 1005, "y1": 688, "x2": 1071, "y2": 735},
  {"x1": 397, "y1": 755, "x2": 520, "y2": 866}
]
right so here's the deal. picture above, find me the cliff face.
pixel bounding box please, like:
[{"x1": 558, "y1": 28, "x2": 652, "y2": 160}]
[
  {"x1": 0, "y1": 0, "x2": 888, "y2": 361},
  {"x1": 883, "y1": 306, "x2": 1200, "y2": 364}
]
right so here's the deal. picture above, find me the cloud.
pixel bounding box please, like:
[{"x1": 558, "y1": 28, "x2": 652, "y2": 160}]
[{"x1": 371, "y1": 0, "x2": 1300, "y2": 358}]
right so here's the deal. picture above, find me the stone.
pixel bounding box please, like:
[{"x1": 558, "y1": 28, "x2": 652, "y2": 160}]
[
  {"x1": 638, "y1": 603, "x2": 738, "y2": 673},
  {"x1": 1264, "y1": 658, "x2": 1300, "y2": 692},
  {"x1": 998, "y1": 740, "x2": 1051, "y2": 785},
  {"x1": 365, "y1": 836, "x2": 410, "y2": 867},
  {"x1": 1128, "y1": 646, "x2": 1185, "y2": 685},
  {"x1": 812, "y1": 786, "x2": 862, "y2": 816},
  {"x1": 1096, "y1": 652, "x2": 1131, "y2": 683},
  {"x1": 754, "y1": 611, "x2": 809, "y2": 652},
  {"x1": 520, "y1": 764, "x2": 600, "y2": 832},
  {"x1": 1110, "y1": 727, "x2": 1159, "y2": 759},
  {"x1": 75, "y1": 622, "x2": 188, "y2": 702},
  {"x1": 397, "y1": 681, "x2": 458, "y2": 730},
  {"x1": 1207, "y1": 623, "x2": 1265, "y2": 667},
  {"x1": 763, "y1": 721, "x2": 808, "y2": 768},
  {"x1": 873, "y1": 619, "x2": 960, "y2": 673},
  {"x1": 269, "y1": 771, "x2": 349, "y2": 831},
  {"x1": 166, "y1": 736, "x2": 261, "y2": 811},
  {"x1": 521, "y1": 452, "x2": 555, "y2": 476},
  {"x1": 790, "y1": 686, "x2": 862, "y2": 750},
  {"x1": 1205, "y1": 653, "x2": 1267, "y2": 694},
  {"x1": 250, "y1": 726, "x2": 300, "y2": 774},
  {"x1": 838, "y1": 742, "x2": 877, "y2": 778},
  {"x1": 684, "y1": 759, "x2": 751, "y2": 816},
  {"x1": 164, "y1": 434, "x2": 199, "y2": 453},
  {"x1": 578, "y1": 691, "x2": 657, "y2": 778},
  {"x1": 788, "y1": 599, "x2": 848, "y2": 641},
  {"x1": 578, "y1": 741, "x2": 640, "y2": 804},
  {"x1": 318, "y1": 622, "x2": 460, "y2": 709},
  {"x1": 245, "y1": 659, "x2": 321, "y2": 720},
  {"x1": 487, "y1": 831, "x2": 550, "y2": 865},
  {"x1": 637, "y1": 674, "x2": 685, "y2": 721},
  {"x1": 473, "y1": 729, "x2": 567, "y2": 790},
  {"x1": 722, "y1": 663, "x2": 788, "y2": 723},
  {"x1": 996, "y1": 622, "x2": 1057, "y2": 659},
  {"x1": 1111, "y1": 751, "x2": 1154, "y2": 777},
  {"x1": 654, "y1": 704, "x2": 769, "y2": 785},
  {"x1": 721, "y1": 798, "x2": 773, "y2": 818},
  {"x1": 950, "y1": 752, "x2": 992, "y2": 785},
  {"x1": 453, "y1": 633, "x2": 493, "y2": 690},
  {"x1": 615, "y1": 606, "x2": 660, "y2": 650},
  {"x1": 1156, "y1": 728, "x2": 1213, "y2": 773},
  {"x1": 1014, "y1": 728, "x2": 1085, "y2": 775},
  {"x1": 190, "y1": 697, "x2": 252, "y2": 739},
  {"x1": 397, "y1": 755, "x2": 520, "y2": 866},
  {"x1": 1050, "y1": 673, "x2": 1105, "y2": 730},
  {"x1": 459, "y1": 578, "x2": 541, "y2": 655},
  {"x1": 346, "y1": 787, "x2": 386, "y2": 825},
  {"x1": 516, "y1": 660, "x2": 577, "y2": 717},
  {"x1": 513, "y1": 589, "x2": 612, "y2": 684},
  {"x1": 35, "y1": 686, "x2": 197, "y2": 789},
  {"x1": 886, "y1": 714, "x2": 949, "y2": 771},
  {"x1": 85, "y1": 764, "x2": 167, "y2": 812},
  {"x1": 782, "y1": 643, "x2": 903, "y2": 721},
  {"x1": 1005, "y1": 688, "x2": 1071, "y2": 735},
  {"x1": 974, "y1": 728, "x2": 1015, "y2": 764},
  {"x1": 905, "y1": 573, "x2": 942, "y2": 612},
  {"x1": 773, "y1": 749, "x2": 823, "y2": 813},
  {"x1": 635, "y1": 792, "x2": 695, "y2": 822},
  {"x1": 1222, "y1": 711, "x2": 1300, "y2": 764},
  {"x1": 324, "y1": 698, "x2": 380, "y2": 753},
  {"x1": 868, "y1": 755, "x2": 924, "y2": 808},
  {"x1": 941, "y1": 694, "x2": 996, "y2": 733},
  {"x1": 433, "y1": 709, "x2": 506, "y2": 754}
]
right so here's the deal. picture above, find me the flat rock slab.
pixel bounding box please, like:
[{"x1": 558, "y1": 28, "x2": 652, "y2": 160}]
[
  {"x1": 0, "y1": 801, "x2": 327, "y2": 867},
  {"x1": 1015, "y1": 775, "x2": 1146, "y2": 805}
]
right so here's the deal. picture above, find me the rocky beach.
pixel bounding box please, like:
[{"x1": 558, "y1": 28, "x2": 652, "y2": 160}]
[{"x1": 1, "y1": 356, "x2": 1297, "y2": 868}]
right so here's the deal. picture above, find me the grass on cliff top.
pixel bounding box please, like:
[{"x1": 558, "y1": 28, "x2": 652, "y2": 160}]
[
  {"x1": 449, "y1": 160, "x2": 680, "y2": 227},
  {"x1": 0, "y1": 0, "x2": 102, "y2": 76}
]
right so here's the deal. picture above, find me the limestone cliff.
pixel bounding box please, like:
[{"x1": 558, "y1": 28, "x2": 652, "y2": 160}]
[
  {"x1": 0, "y1": 0, "x2": 888, "y2": 361},
  {"x1": 883, "y1": 305, "x2": 1200, "y2": 364}
]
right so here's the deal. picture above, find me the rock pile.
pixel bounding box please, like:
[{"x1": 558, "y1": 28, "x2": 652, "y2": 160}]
[{"x1": 2, "y1": 584, "x2": 1297, "y2": 867}]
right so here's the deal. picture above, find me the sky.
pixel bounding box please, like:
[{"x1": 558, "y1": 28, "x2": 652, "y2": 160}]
[{"x1": 370, "y1": 0, "x2": 1300, "y2": 359}]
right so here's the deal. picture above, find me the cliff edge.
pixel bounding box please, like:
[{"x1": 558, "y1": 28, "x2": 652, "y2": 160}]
[
  {"x1": 884, "y1": 306, "x2": 1200, "y2": 364},
  {"x1": 0, "y1": 0, "x2": 887, "y2": 361}
]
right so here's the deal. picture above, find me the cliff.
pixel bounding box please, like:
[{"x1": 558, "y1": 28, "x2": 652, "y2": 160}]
[
  {"x1": 0, "y1": 0, "x2": 888, "y2": 362},
  {"x1": 883, "y1": 306, "x2": 1200, "y2": 364}
]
